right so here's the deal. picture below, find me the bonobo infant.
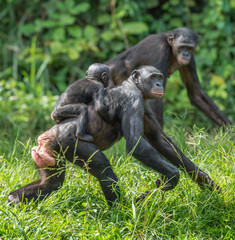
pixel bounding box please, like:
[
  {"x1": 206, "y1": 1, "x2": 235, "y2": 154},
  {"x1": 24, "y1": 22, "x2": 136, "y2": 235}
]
[
  {"x1": 51, "y1": 63, "x2": 110, "y2": 142},
  {"x1": 8, "y1": 66, "x2": 219, "y2": 206}
]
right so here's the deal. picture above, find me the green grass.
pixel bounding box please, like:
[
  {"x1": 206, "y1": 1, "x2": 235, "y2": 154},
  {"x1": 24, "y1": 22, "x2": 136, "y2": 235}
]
[{"x1": 0, "y1": 125, "x2": 234, "y2": 239}]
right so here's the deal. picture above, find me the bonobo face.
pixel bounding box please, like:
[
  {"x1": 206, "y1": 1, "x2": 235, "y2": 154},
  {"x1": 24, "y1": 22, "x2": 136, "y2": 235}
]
[
  {"x1": 131, "y1": 66, "x2": 164, "y2": 99},
  {"x1": 167, "y1": 29, "x2": 197, "y2": 66},
  {"x1": 173, "y1": 36, "x2": 195, "y2": 65}
]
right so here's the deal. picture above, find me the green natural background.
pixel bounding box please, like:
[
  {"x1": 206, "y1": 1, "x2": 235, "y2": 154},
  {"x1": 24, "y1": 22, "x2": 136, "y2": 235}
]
[{"x1": 0, "y1": 0, "x2": 234, "y2": 239}]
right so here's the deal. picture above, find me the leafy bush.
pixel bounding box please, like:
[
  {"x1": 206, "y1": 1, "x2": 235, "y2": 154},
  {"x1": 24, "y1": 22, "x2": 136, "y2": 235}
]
[
  {"x1": 0, "y1": 0, "x2": 234, "y2": 130},
  {"x1": 0, "y1": 77, "x2": 57, "y2": 139}
]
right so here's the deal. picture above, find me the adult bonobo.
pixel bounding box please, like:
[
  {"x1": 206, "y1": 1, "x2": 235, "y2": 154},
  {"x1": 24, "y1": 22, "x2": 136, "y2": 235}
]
[
  {"x1": 8, "y1": 66, "x2": 219, "y2": 206},
  {"x1": 106, "y1": 27, "x2": 231, "y2": 127}
]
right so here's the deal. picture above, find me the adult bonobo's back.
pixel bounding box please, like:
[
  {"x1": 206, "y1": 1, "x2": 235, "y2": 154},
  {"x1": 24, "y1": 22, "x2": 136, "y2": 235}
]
[{"x1": 106, "y1": 27, "x2": 231, "y2": 127}]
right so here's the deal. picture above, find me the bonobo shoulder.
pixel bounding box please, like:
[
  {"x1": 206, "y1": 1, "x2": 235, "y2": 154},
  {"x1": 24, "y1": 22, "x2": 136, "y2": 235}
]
[{"x1": 108, "y1": 81, "x2": 144, "y2": 116}]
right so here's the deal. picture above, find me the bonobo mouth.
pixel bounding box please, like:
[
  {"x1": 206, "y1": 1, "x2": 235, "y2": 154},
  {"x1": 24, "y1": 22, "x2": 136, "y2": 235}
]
[
  {"x1": 178, "y1": 57, "x2": 191, "y2": 66},
  {"x1": 152, "y1": 90, "x2": 164, "y2": 98}
]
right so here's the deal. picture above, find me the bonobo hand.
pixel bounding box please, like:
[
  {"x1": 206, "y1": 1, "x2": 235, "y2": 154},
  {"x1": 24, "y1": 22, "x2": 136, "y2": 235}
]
[
  {"x1": 97, "y1": 103, "x2": 114, "y2": 123},
  {"x1": 155, "y1": 175, "x2": 178, "y2": 191},
  {"x1": 195, "y1": 170, "x2": 221, "y2": 192}
]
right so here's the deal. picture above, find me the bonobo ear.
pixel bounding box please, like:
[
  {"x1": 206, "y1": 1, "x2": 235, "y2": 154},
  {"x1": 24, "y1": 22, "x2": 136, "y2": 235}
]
[
  {"x1": 101, "y1": 72, "x2": 107, "y2": 81},
  {"x1": 131, "y1": 70, "x2": 140, "y2": 84},
  {"x1": 167, "y1": 32, "x2": 174, "y2": 46}
]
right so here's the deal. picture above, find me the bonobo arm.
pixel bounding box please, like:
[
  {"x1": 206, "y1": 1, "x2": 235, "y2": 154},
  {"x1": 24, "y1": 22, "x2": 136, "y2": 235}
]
[
  {"x1": 93, "y1": 86, "x2": 106, "y2": 111},
  {"x1": 179, "y1": 57, "x2": 232, "y2": 126},
  {"x1": 51, "y1": 90, "x2": 88, "y2": 122},
  {"x1": 143, "y1": 104, "x2": 220, "y2": 191},
  {"x1": 95, "y1": 88, "x2": 114, "y2": 122},
  {"x1": 121, "y1": 107, "x2": 179, "y2": 190},
  {"x1": 51, "y1": 103, "x2": 88, "y2": 122}
]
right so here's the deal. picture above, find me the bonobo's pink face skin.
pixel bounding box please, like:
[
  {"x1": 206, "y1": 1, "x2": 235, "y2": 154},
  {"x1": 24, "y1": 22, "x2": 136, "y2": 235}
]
[{"x1": 147, "y1": 72, "x2": 164, "y2": 99}]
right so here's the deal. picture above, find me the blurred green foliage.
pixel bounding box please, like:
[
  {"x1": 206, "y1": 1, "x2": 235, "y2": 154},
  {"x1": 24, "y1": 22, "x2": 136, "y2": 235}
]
[{"x1": 0, "y1": 0, "x2": 234, "y2": 132}]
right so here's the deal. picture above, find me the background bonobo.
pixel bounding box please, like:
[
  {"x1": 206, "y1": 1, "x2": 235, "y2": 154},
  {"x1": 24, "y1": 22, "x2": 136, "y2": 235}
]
[
  {"x1": 106, "y1": 27, "x2": 231, "y2": 127},
  {"x1": 51, "y1": 63, "x2": 110, "y2": 142},
  {"x1": 8, "y1": 66, "x2": 219, "y2": 206}
]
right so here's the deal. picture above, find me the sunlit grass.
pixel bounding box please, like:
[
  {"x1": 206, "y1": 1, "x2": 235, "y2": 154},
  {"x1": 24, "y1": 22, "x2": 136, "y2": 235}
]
[{"x1": 0, "y1": 126, "x2": 234, "y2": 239}]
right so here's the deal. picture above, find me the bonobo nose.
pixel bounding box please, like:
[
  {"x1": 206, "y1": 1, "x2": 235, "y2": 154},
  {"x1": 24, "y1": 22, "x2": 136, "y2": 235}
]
[{"x1": 156, "y1": 82, "x2": 162, "y2": 87}]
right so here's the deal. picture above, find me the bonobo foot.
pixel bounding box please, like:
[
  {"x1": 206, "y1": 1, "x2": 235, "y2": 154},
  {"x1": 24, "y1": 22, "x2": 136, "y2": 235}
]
[
  {"x1": 76, "y1": 132, "x2": 94, "y2": 142},
  {"x1": 8, "y1": 167, "x2": 66, "y2": 205},
  {"x1": 8, "y1": 181, "x2": 44, "y2": 205},
  {"x1": 8, "y1": 193, "x2": 21, "y2": 205}
]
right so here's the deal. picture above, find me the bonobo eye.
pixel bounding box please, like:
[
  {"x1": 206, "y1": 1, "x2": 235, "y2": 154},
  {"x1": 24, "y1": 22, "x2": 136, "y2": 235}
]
[
  {"x1": 158, "y1": 74, "x2": 163, "y2": 82},
  {"x1": 179, "y1": 46, "x2": 194, "y2": 53},
  {"x1": 188, "y1": 47, "x2": 194, "y2": 53},
  {"x1": 184, "y1": 47, "x2": 193, "y2": 53},
  {"x1": 150, "y1": 74, "x2": 157, "y2": 80}
]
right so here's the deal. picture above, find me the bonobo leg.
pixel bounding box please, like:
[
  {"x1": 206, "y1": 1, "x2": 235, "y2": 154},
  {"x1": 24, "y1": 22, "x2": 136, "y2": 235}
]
[
  {"x1": 8, "y1": 163, "x2": 66, "y2": 204},
  {"x1": 144, "y1": 113, "x2": 220, "y2": 191},
  {"x1": 64, "y1": 140, "x2": 120, "y2": 206}
]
